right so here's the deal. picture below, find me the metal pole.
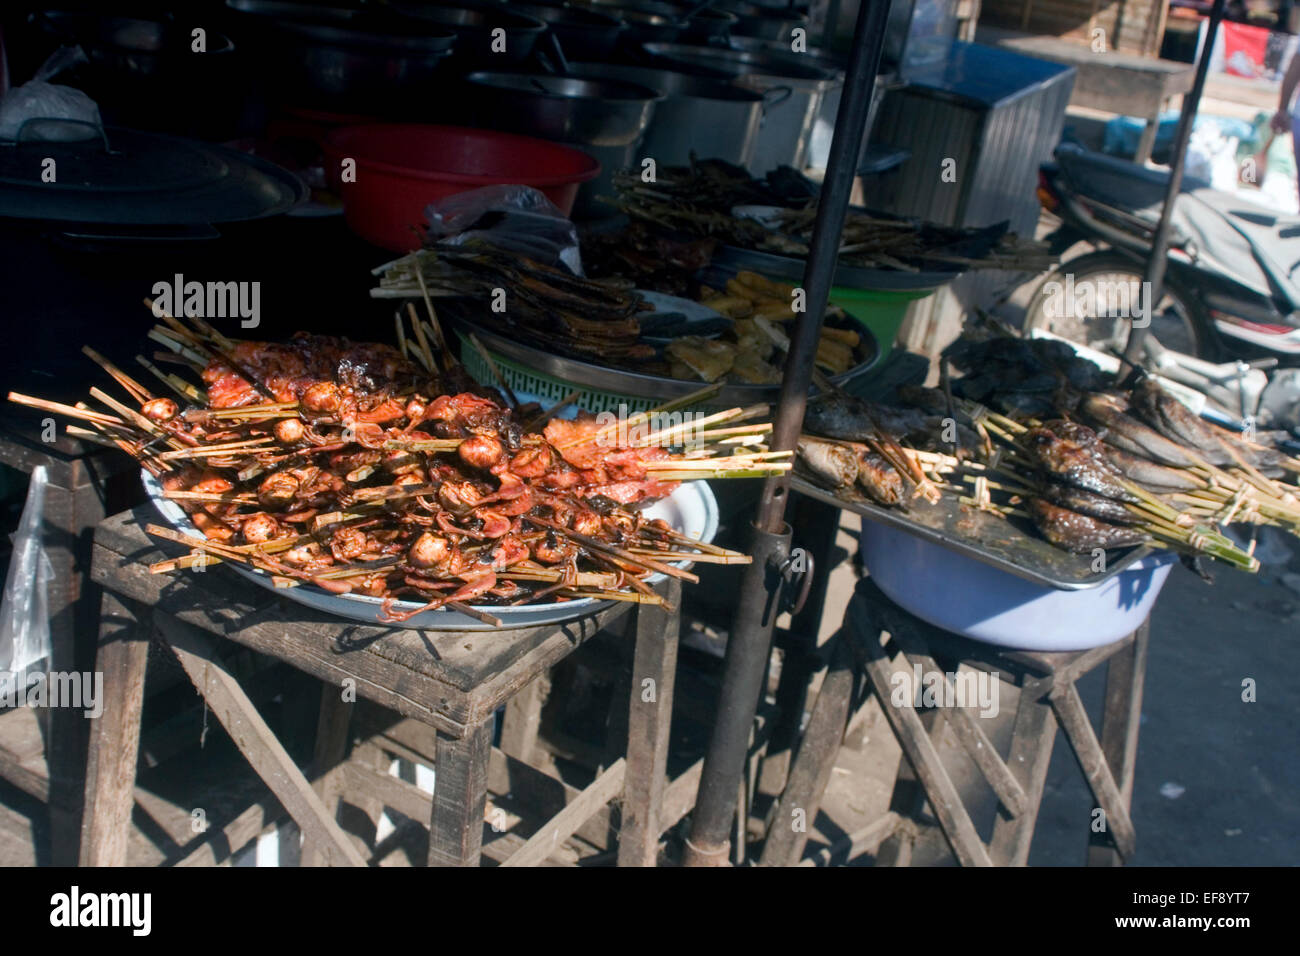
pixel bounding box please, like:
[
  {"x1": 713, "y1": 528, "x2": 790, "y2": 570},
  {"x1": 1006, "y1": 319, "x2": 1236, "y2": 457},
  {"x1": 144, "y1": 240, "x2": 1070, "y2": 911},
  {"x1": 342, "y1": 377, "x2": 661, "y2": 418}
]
[
  {"x1": 682, "y1": 0, "x2": 893, "y2": 867},
  {"x1": 1122, "y1": 0, "x2": 1228, "y2": 368}
]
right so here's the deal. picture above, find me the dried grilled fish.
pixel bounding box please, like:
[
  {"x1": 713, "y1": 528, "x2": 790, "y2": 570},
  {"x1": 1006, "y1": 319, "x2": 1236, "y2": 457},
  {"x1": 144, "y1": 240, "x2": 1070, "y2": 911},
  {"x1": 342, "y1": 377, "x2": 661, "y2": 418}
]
[
  {"x1": 857, "y1": 450, "x2": 904, "y2": 506},
  {"x1": 797, "y1": 437, "x2": 858, "y2": 489},
  {"x1": 1079, "y1": 392, "x2": 1203, "y2": 467},
  {"x1": 1101, "y1": 444, "x2": 1204, "y2": 492},
  {"x1": 1027, "y1": 498, "x2": 1149, "y2": 553},
  {"x1": 1026, "y1": 423, "x2": 1139, "y2": 503},
  {"x1": 1129, "y1": 378, "x2": 1238, "y2": 464},
  {"x1": 1041, "y1": 483, "x2": 1143, "y2": 526}
]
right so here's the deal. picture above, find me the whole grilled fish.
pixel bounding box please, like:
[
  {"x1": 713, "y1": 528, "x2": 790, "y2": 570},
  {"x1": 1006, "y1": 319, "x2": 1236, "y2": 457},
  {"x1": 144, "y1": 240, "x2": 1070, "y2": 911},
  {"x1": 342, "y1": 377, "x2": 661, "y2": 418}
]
[
  {"x1": 1101, "y1": 444, "x2": 1204, "y2": 492},
  {"x1": 1026, "y1": 423, "x2": 1139, "y2": 503},
  {"x1": 1079, "y1": 392, "x2": 1204, "y2": 467},
  {"x1": 1028, "y1": 498, "x2": 1149, "y2": 553},
  {"x1": 796, "y1": 437, "x2": 858, "y2": 489},
  {"x1": 1041, "y1": 483, "x2": 1142, "y2": 526},
  {"x1": 857, "y1": 450, "x2": 903, "y2": 506},
  {"x1": 1129, "y1": 378, "x2": 1240, "y2": 465}
]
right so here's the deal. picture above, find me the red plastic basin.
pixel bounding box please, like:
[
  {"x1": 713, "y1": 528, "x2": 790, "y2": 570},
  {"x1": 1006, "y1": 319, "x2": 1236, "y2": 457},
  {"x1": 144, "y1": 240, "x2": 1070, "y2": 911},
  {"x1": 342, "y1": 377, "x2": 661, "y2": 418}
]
[{"x1": 323, "y1": 124, "x2": 600, "y2": 252}]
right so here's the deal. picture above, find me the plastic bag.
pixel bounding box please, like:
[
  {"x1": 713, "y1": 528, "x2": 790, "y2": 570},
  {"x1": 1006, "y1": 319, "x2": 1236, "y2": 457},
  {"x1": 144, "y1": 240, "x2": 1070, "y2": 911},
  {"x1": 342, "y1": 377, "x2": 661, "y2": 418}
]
[
  {"x1": 0, "y1": 46, "x2": 102, "y2": 143},
  {"x1": 424, "y1": 184, "x2": 584, "y2": 274},
  {"x1": 0, "y1": 466, "x2": 53, "y2": 697}
]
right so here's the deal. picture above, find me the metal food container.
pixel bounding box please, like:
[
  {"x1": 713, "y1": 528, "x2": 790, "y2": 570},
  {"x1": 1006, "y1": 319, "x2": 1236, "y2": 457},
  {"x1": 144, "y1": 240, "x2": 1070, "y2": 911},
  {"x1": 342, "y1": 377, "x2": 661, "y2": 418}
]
[
  {"x1": 641, "y1": 42, "x2": 839, "y2": 174},
  {"x1": 565, "y1": 62, "x2": 763, "y2": 168}
]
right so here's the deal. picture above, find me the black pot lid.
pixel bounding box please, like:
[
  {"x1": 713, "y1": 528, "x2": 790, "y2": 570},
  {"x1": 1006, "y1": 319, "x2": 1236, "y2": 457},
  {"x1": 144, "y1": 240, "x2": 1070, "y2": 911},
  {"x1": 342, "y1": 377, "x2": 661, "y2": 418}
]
[{"x1": 0, "y1": 127, "x2": 306, "y2": 224}]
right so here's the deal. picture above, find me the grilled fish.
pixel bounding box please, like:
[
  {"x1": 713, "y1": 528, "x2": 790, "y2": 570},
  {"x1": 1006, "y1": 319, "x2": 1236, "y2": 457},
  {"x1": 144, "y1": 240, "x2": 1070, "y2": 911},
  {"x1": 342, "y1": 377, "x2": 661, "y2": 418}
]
[
  {"x1": 1028, "y1": 498, "x2": 1148, "y2": 553},
  {"x1": 1041, "y1": 483, "x2": 1142, "y2": 526},
  {"x1": 1079, "y1": 392, "x2": 1204, "y2": 467},
  {"x1": 796, "y1": 437, "x2": 858, "y2": 489},
  {"x1": 857, "y1": 450, "x2": 904, "y2": 506},
  {"x1": 1026, "y1": 423, "x2": 1139, "y2": 503}
]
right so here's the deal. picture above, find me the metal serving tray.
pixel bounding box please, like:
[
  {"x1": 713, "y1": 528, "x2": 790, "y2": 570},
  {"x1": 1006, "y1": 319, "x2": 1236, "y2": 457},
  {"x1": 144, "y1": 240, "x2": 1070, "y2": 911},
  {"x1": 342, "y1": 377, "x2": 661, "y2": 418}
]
[{"x1": 791, "y1": 476, "x2": 1153, "y2": 591}]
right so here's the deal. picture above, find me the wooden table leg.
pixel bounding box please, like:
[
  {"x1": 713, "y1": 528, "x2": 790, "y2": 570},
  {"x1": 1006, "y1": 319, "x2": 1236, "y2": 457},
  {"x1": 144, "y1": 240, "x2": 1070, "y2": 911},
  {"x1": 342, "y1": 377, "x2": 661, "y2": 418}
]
[
  {"x1": 988, "y1": 674, "x2": 1057, "y2": 866},
  {"x1": 156, "y1": 616, "x2": 367, "y2": 867},
  {"x1": 758, "y1": 634, "x2": 855, "y2": 866},
  {"x1": 1135, "y1": 112, "x2": 1160, "y2": 165},
  {"x1": 79, "y1": 591, "x2": 150, "y2": 867},
  {"x1": 1088, "y1": 621, "x2": 1149, "y2": 866},
  {"x1": 302, "y1": 687, "x2": 354, "y2": 867},
  {"x1": 618, "y1": 577, "x2": 681, "y2": 867},
  {"x1": 428, "y1": 720, "x2": 493, "y2": 867}
]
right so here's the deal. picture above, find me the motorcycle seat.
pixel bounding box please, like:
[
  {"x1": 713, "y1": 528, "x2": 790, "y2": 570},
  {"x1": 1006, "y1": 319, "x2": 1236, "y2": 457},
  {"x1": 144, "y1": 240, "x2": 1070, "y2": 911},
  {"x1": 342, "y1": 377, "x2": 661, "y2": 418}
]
[{"x1": 1054, "y1": 142, "x2": 1210, "y2": 220}]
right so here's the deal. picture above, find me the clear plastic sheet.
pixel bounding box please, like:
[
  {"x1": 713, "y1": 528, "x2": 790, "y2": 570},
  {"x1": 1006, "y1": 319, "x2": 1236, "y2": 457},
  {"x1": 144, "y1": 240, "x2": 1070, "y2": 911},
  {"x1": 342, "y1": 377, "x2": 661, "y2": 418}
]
[
  {"x1": 0, "y1": 466, "x2": 53, "y2": 696},
  {"x1": 424, "y1": 184, "x2": 584, "y2": 275}
]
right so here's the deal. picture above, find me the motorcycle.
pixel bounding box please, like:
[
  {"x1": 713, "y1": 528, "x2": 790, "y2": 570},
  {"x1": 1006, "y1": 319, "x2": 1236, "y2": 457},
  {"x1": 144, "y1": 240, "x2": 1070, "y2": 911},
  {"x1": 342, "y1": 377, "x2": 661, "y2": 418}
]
[{"x1": 1023, "y1": 142, "x2": 1300, "y2": 435}]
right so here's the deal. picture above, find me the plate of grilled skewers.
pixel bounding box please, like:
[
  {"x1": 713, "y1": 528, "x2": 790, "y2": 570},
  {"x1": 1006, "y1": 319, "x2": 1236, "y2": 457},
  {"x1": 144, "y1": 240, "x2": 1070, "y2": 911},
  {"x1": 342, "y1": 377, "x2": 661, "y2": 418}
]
[{"x1": 9, "y1": 304, "x2": 790, "y2": 631}]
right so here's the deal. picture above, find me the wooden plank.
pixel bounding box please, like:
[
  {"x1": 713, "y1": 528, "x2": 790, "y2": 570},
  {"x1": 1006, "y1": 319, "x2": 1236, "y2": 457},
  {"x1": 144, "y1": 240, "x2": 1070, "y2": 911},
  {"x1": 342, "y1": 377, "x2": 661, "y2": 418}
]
[
  {"x1": 988, "y1": 675, "x2": 1058, "y2": 865},
  {"x1": 342, "y1": 760, "x2": 432, "y2": 824},
  {"x1": 892, "y1": 635, "x2": 1027, "y2": 818},
  {"x1": 500, "y1": 759, "x2": 626, "y2": 868},
  {"x1": 1089, "y1": 622, "x2": 1149, "y2": 866},
  {"x1": 428, "y1": 722, "x2": 494, "y2": 867},
  {"x1": 660, "y1": 759, "x2": 704, "y2": 832},
  {"x1": 174, "y1": 796, "x2": 287, "y2": 867},
  {"x1": 302, "y1": 689, "x2": 354, "y2": 867},
  {"x1": 1050, "y1": 682, "x2": 1137, "y2": 861},
  {"x1": 498, "y1": 673, "x2": 549, "y2": 767},
  {"x1": 852, "y1": 609, "x2": 993, "y2": 867},
  {"x1": 156, "y1": 616, "x2": 367, "y2": 867},
  {"x1": 796, "y1": 812, "x2": 903, "y2": 867},
  {"x1": 759, "y1": 635, "x2": 855, "y2": 866},
  {"x1": 80, "y1": 591, "x2": 151, "y2": 867},
  {"x1": 618, "y1": 578, "x2": 681, "y2": 867}
]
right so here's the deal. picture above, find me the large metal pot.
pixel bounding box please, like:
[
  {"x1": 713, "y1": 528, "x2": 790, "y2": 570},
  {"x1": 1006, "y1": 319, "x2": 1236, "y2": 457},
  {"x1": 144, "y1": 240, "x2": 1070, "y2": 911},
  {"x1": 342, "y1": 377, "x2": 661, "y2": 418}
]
[
  {"x1": 641, "y1": 42, "x2": 837, "y2": 173},
  {"x1": 390, "y1": 2, "x2": 547, "y2": 69},
  {"x1": 461, "y1": 72, "x2": 661, "y2": 217},
  {"x1": 461, "y1": 72, "x2": 660, "y2": 145},
  {"x1": 503, "y1": 2, "x2": 625, "y2": 60},
  {"x1": 573, "y1": 1, "x2": 684, "y2": 49},
  {"x1": 566, "y1": 61, "x2": 762, "y2": 168},
  {"x1": 223, "y1": 0, "x2": 456, "y2": 109},
  {"x1": 716, "y1": 1, "x2": 807, "y2": 43}
]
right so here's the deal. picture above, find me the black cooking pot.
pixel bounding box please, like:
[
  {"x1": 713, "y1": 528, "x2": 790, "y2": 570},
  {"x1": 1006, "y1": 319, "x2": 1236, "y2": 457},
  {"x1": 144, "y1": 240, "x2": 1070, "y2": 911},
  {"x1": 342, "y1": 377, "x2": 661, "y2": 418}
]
[
  {"x1": 494, "y1": 2, "x2": 626, "y2": 60},
  {"x1": 223, "y1": 0, "x2": 457, "y2": 111},
  {"x1": 389, "y1": 2, "x2": 547, "y2": 68},
  {"x1": 27, "y1": 11, "x2": 245, "y2": 139}
]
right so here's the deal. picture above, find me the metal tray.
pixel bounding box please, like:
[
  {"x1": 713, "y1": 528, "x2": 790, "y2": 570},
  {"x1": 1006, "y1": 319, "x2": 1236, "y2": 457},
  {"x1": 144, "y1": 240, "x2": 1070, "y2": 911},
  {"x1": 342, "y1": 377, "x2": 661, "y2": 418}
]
[
  {"x1": 458, "y1": 321, "x2": 879, "y2": 407},
  {"x1": 791, "y1": 475, "x2": 1153, "y2": 591}
]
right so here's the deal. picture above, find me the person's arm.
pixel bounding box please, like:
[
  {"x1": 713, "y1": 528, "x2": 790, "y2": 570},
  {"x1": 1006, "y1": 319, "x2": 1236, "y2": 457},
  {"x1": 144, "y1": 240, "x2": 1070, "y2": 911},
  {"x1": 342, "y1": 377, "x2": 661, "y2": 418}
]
[{"x1": 1272, "y1": 52, "x2": 1300, "y2": 131}]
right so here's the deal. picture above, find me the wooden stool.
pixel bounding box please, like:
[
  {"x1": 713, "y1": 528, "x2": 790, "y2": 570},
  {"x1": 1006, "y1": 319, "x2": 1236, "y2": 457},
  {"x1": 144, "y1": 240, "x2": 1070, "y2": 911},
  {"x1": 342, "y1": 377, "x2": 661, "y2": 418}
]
[
  {"x1": 81, "y1": 506, "x2": 688, "y2": 867},
  {"x1": 762, "y1": 578, "x2": 1149, "y2": 867},
  {"x1": 0, "y1": 425, "x2": 137, "y2": 865}
]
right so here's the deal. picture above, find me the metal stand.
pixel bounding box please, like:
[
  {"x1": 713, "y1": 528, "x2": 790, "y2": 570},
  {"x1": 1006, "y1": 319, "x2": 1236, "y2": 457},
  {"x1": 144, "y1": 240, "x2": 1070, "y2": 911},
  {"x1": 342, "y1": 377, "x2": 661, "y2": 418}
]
[{"x1": 685, "y1": 0, "x2": 895, "y2": 865}]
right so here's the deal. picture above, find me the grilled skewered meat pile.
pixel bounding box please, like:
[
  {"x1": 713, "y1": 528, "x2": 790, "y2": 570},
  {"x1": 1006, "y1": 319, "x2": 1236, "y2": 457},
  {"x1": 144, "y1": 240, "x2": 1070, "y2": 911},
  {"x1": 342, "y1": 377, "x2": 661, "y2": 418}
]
[
  {"x1": 371, "y1": 244, "x2": 652, "y2": 363},
  {"x1": 9, "y1": 318, "x2": 789, "y2": 624}
]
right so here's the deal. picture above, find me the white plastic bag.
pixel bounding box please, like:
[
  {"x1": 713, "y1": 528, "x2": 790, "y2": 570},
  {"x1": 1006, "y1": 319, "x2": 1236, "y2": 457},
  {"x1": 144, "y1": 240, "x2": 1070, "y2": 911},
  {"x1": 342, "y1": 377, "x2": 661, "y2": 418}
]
[
  {"x1": 0, "y1": 46, "x2": 101, "y2": 143},
  {"x1": 424, "y1": 184, "x2": 584, "y2": 274},
  {"x1": 0, "y1": 466, "x2": 54, "y2": 698}
]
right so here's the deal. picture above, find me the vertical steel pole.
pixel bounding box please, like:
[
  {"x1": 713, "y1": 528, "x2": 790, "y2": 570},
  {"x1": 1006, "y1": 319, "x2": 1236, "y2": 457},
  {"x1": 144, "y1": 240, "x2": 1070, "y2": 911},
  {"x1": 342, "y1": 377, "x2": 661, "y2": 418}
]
[
  {"x1": 683, "y1": 0, "x2": 894, "y2": 866},
  {"x1": 1122, "y1": 0, "x2": 1227, "y2": 368}
]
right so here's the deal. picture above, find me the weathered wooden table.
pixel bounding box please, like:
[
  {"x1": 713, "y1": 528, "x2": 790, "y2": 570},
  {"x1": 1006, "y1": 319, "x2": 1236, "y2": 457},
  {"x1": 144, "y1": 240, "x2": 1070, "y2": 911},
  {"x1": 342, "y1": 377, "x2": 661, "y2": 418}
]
[
  {"x1": 0, "y1": 423, "x2": 137, "y2": 865},
  {"x1": 995, "y1": 35, "x2": 1195, "y2": 163},
  {"x1": 81, "y1": 506, "x2": 683, "y2": 867},
  {"x1": 762, "y1": 577, "x2": 1148, "y2": 866}
]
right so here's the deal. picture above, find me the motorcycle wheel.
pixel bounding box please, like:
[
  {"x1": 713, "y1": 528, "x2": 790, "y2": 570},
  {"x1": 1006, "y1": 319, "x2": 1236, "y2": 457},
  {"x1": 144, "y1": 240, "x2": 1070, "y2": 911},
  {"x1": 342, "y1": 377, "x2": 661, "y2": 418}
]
[{"x1": 1022, "y1": 251, "x2": 1208, "y2": 358}]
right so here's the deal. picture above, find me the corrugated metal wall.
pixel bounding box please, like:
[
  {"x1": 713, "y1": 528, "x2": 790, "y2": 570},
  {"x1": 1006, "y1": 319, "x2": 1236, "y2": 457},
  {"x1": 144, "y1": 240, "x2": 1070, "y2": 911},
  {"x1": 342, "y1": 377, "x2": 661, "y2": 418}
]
[{"x1": 860, "y1": 42, "x2": 1075, "y2": 357}]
